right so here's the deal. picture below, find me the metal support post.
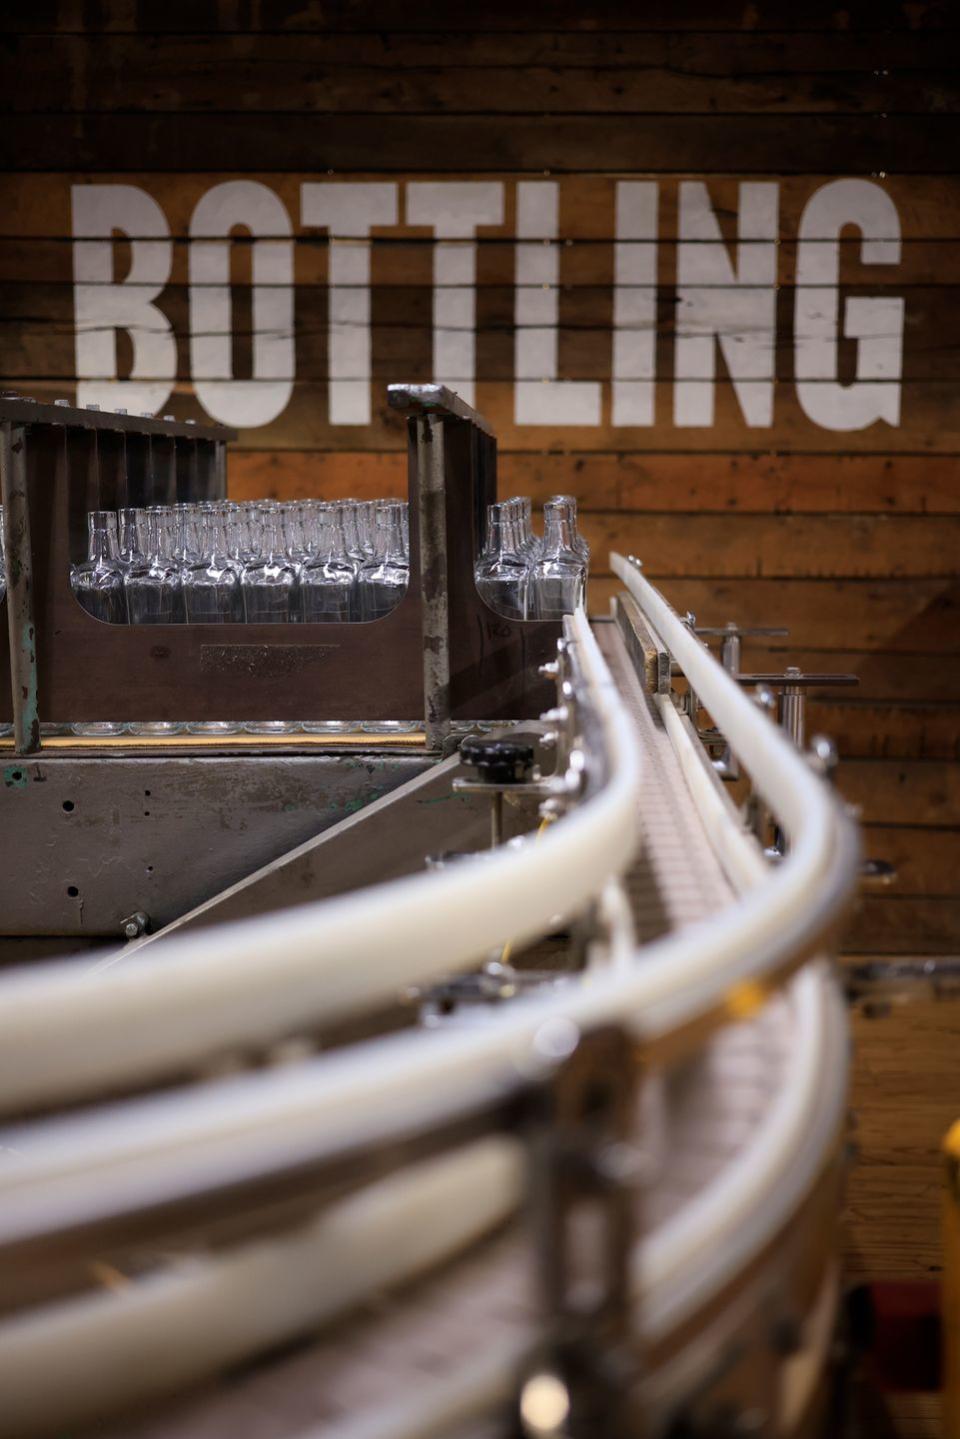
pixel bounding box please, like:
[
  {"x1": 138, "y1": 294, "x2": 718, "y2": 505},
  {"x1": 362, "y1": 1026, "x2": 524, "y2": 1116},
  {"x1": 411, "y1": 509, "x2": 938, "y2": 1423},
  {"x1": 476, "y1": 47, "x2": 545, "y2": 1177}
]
[
  {"x1": 780, "y1": 666, "x2": 806, "y2": 750},
  {"x1": 416, "y1": 413, "x2": 452, "y2": 752},
  {"x1": 0, "y1": 422, "x2": 40, "y2": 754},
  {"x1": 518, "y1": 1025, "x2": 643, "y2": 1438}
]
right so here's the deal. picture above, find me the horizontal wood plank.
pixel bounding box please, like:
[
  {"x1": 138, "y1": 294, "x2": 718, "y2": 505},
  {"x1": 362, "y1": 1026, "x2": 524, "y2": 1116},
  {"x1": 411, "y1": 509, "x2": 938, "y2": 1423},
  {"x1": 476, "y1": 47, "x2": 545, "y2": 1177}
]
[
  {"x1": 802, "y1": 701, "x2": 960, "y2": 761},
  {"x1": 0, "y1": 0, "x2": 952, "y2": 34},
  {"x1": 861, "y1": 824, "x2": 960, "y2": 895},
  {"x1": 837, "y1": 759, "x2": 959, "y2": 826},
  {"x1": 1, "y1": 113, "x2": 951, "y2": 175},
  {"x1": 7, "y1": 29, "x2": 952, "y2": 72},
  {"x1": 12, "y1": 379, "x2": 960, "y2": 456},
  {"x1": 5, "y1": 36, "x2": 956, "y2": 115},
  {"x1": 7, "y1": 173, "x2": 960, "y2": 242},
  {"x1": 843, "y1": 896, "x2": 960, "y2": 954},
  {"x1": 6, "y1": 280, "x2": 957, "y2": 384},
  {"x1": 228, "y1": 450, "x2": 960, "y2": 516},
  {"x1": 5, "y1": 238, "x2": 960, "y2": 289},
  {"x1": 696, "y1": 648, "x2": 957, "y2": 701},
  {"x1": 5, "y1": 0, "x2": 955, "y2": 33},
  {"x1": 644, "y1": 577, "x2": 960, "y2": 651},
  {"x1": 583, "y1": 514, "x2": 960, "y2": 580}
]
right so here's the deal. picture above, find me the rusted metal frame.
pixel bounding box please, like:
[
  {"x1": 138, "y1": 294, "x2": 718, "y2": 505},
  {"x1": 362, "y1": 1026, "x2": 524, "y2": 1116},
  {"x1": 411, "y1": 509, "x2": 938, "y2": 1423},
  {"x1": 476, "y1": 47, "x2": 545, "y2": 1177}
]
[
  {"x1": 0, "y1": 752, "x2": 436, "y2": 939},
  {"x1": 520, "y1": 1025, "x2": 643, "y2": 1438},
  {"x1": 415, "y1": 410, "x2": 452, "y2": 752},
  {"x1": 0, "y1": 422, "x2": 39, "y2": 754},
  {"x1": 0, "y1": 394, "x2": 233, "y2": 446}
]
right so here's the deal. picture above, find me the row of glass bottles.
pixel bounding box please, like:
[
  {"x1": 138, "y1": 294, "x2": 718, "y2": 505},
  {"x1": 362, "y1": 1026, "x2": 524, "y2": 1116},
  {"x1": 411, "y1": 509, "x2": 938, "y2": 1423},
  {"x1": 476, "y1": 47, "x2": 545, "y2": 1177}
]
[
  {"x1": 70, "y1": 498, "x2": 411, "y2": 627},
  {"x1": 475, "y1": 495, "x2": 589, "y2": 620}
]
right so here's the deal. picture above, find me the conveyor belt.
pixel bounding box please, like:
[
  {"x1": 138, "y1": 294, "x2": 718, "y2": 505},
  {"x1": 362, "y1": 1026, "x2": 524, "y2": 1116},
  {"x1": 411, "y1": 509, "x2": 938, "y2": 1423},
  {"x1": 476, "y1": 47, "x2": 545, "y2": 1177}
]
[
  {"x1": 82, "y1": 622, "x2": 794, "y2": 1439},
  {"x1": 594, "y1": 620, "x2": 736, "y2": 937}
]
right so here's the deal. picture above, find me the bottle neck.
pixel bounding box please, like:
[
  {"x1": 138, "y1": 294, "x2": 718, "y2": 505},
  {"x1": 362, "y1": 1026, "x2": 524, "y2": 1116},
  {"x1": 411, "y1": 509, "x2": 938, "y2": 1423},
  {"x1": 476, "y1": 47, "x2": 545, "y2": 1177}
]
[
  {"x1": 118, "y1": 508, "x2": 140, "y2": 560},
  {"x1": 257, "y1": 507, "x2": 284, "y2": 560},
  {"x1": 485, "y1": 503, "x2": 522, "y2": 561},
  {"x1": 375, "y1": 505, "x2": 406, "y2": 562},
  {"x1": 541, "y1": 506, "x2": 576, "y2": 558},
  {"x1": 203, "y1": 509, "x2": 231, "y2": 561},
  {"x1": 155, "y1": 510, "x2": 178, "y2": 562},
  {"x1": 86, "y1": 511, "x2": 115, "y2": 564}
]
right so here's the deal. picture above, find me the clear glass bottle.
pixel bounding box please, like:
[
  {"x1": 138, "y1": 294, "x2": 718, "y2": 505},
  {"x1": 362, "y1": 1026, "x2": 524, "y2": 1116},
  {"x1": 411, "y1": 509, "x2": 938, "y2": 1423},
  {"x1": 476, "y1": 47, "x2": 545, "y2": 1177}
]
[
  {"x1": 300, "y1": 507, "x2": 355, "y2": 623},
  {"x1": 531, "y1": 500, "x2": 586, "y2": 619},
  {"x1": 71, "y1": 510, "x2": 127, "y2": 624},
  {"x1": 182, "y1": 506, "x2": 242, "y2": 624},
  {"x1": 358, "y1": 503, "x2": 409, "y2": 621},
  {"x1": 239, "y1": 504, "x2": 299, "y2": 734},
  {"x1": 508, "y1": 496, "x2": 540, "y2": 562},
  {"x1": 548, "y1": 494, "x2": 589, "y2": 565},
  {"x1": 181, "y1": 507, "x2": 243, "y2": 736},
  {"x1": 475, "y1": 502, "x2": 530, "y2": 621},
  {"x1": 70, "y1": 510, "x2": 128, "y2": 736},
  {"x1": 124, "y1": 508, "x2": 183, "y2": 625},
  {"x1": 125, "y1": 508, "x2": 184, "y2": 736},
  {"x1": 334, "y1": 501, "x2": 366, "y2": 619},
  {"x1": 240, "y1": 504, "x2": 298, "y2": 624}
]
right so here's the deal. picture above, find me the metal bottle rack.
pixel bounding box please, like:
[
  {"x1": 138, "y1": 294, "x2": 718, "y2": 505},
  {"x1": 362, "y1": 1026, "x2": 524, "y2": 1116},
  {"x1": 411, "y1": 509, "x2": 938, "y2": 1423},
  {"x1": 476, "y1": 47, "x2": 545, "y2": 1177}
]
[{"x1": 0, "y1": 385, "x2": 560, "y2": 752}]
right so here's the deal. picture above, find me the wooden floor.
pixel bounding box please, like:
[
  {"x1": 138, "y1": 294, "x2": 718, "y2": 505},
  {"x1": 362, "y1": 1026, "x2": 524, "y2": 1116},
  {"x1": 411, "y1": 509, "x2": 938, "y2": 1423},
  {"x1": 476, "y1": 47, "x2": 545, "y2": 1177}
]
[{"x1": 843, "y1": 958, "x2": 960, "y2": 1439}]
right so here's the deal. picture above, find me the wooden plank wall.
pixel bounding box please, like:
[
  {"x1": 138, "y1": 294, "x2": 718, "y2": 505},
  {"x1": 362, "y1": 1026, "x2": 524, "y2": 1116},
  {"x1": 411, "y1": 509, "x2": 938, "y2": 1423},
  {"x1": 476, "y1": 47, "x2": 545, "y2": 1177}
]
[{"x1": 0, "y1": 0, "x2": 957, "y2": 954}]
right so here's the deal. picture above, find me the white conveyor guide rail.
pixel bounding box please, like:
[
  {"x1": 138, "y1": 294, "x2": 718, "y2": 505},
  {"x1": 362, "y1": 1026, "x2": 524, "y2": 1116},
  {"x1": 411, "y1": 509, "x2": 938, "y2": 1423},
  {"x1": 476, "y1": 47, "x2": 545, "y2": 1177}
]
[
  {"x1": 0, "y1": 593, "x2": 858, "y2": 1239},
  {"x1": 0, "y1": 609, "x2": 643, "y2": 1115},
  {"x1": 0, "y1": 579, "x2": 861, "y2": 1438}
]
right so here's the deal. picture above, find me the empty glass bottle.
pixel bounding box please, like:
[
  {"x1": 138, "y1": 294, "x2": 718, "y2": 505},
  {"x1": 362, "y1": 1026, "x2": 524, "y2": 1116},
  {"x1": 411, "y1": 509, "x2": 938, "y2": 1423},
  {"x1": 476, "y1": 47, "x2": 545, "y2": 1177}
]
[
  {"x1": 71, "y1": 510, "x2": 127, "y2": 624},
  {"x1": 475, "y1": 502, "x2": 530, "y2": 620},
  {"x1": 530, "y1": 499, "x2": 586, "y2": 619},
  {"x1": 68, "y1": 511, "x2": 128, "y2": 735},
  {"x1": 300, "y1": 507, "x2": 355, "y2": 623},
  {"x1": 124, "y1": 508, "x2": 183, "y2": 624},
  {"x1": 358, "y1": 502, "x2": 408, "y2": 621},
  {"x1": 240, "y1": 503, "x2": 299, "y2": 623},
  {"x1": 182, "y1": 506, "x2": 242, "y2": 623}
]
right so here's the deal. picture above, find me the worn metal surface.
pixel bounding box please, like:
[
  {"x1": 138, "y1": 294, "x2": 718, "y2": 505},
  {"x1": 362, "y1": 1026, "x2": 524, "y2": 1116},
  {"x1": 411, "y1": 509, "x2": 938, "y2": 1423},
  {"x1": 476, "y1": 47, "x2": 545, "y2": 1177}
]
[
  {"x1": 0, "y1": 387, "x2": 558, "y2": 729},
  {"x1": 416, "y1": 412, "x2": 451, "y2": 750},
  {"x1": 0, "y1": 422, "x2": 39, "y2": 753},
  {"x1": 124, "y1": 751, "x2": 507, "y2": 950},
  {"x1": 613, "y1": 592, "x2": 670, "y2": 696},
  {"x1": 0, "y1": 752, "x2": 431, "y2": 937}
]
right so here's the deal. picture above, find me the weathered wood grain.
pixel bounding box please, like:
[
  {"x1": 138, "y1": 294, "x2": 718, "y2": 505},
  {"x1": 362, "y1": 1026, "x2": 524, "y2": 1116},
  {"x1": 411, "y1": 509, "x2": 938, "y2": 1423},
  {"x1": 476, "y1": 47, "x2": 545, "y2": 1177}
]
[
  {"x1": 7, "y1": 170, "x2": 960, "y2": 239},
  {"x1": 838, "y1": 759, "x2": 959, "y2": 826},
  {"x1": 800, "y1": 701, "x2": 960, "y2": 761},
  {"x1": 1, "y1": 113, "x2": 952, "y2": 175},
  {"x1": 0, "y1": 0, "x2": 953, "y2": 33},
  {"x1": 228, "y1": 450, "x2": 960, "y2": 516},
  {"x1": 5, "y1": 237, "x2": 960, "y2": 288},
  {"x1": 582, "y1": 514, "x2": 960, "y2": 580},
  {"x1": 11, "y1": 380, "x2": 956, "y2": 456},
  {"x1": 5, "y1": 35, "x2": 956, "y2": 115},
  {"x1": 845, "y1": 897, "x2": 960, "y2": 953},
  {"x1": 861, "y1": 824, "x2": 960, "y2": 895}
]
